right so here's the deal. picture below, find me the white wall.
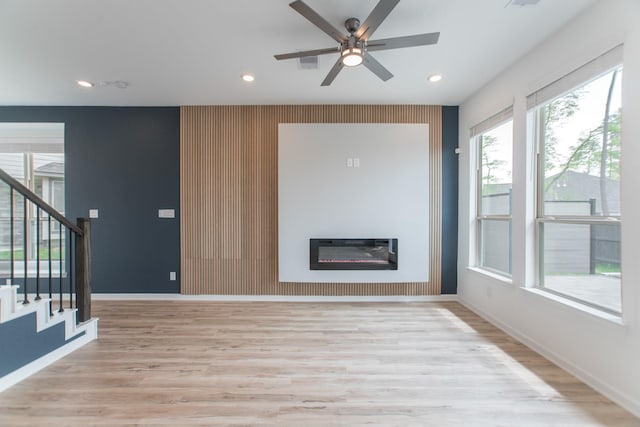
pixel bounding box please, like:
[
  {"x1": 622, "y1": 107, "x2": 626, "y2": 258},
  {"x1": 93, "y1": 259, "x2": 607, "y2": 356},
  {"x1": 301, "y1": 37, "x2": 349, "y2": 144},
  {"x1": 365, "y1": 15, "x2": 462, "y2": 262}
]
[
  {"x1": 278, "y1": 123, "x2": 429, "y2": 283},
  {"x1": 458, "y1": 0, "x2": 640, "y2": 417}
]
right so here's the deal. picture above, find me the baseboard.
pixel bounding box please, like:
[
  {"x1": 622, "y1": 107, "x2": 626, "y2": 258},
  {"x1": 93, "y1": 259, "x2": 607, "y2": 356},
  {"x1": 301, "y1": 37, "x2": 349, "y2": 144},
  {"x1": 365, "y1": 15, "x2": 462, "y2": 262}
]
[
  {"x1": 0, "y1": 318, "x2": 98, "y2": 393},
  {"x1": 458, "y1": 297, "x2": 640, "y2": 419},
  {"x1": 92, "y1": 293, "x2": 458, "y2": 302}
]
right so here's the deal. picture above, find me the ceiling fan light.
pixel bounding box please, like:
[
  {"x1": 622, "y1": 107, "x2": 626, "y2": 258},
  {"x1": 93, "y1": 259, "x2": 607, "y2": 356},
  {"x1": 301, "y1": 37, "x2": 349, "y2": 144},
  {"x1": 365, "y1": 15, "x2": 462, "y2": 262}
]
[{"x1": 341, "y1": 47, "x2": 363, "y2": 67}]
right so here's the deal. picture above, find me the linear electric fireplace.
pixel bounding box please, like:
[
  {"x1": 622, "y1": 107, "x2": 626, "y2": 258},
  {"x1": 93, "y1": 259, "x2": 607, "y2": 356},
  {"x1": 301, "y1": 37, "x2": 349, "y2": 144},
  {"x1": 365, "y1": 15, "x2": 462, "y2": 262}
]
[{"x1": 310, "y1": 239, "x2": 398, "y2": 270}]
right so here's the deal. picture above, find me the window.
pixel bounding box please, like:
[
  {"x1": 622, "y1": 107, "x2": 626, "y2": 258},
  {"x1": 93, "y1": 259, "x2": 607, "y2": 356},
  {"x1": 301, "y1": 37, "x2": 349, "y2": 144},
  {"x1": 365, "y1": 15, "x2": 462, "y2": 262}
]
[
  {"x1": 0, "y1": 123, "x2": 65, "y2": 277},
  {"x1": 529, "y1": 47, "x2": 622, "y2": 314},
  {"x1": 472, "y1": 108, "x2": 513, "y2": 276}
]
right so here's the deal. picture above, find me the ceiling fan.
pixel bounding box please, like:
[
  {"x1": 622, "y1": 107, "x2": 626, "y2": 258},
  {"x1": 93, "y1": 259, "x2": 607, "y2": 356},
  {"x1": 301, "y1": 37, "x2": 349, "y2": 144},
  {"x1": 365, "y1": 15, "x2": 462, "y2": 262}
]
[{"x1": 274, "y1": 0, "x2": 440, "y2": 86}]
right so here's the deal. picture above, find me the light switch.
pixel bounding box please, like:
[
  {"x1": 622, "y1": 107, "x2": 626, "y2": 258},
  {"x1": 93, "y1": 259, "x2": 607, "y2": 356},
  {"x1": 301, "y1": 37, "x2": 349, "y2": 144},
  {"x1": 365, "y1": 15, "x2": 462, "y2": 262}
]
[
  {"x1": 158, "y1": 209, "x2": 175, "y2": 218},
  {"x1": 353, "y1": 158, "x2": 360, "y2": 167},
  {"x1": 89, "y1": 209, "x2": 99, "y2": 219},
  {"x1": 169, "y1": 272, "x2": 176, "y2": 281},
  {"x1": 346, "y1": 158, "x2": 353, "y2": 167}
]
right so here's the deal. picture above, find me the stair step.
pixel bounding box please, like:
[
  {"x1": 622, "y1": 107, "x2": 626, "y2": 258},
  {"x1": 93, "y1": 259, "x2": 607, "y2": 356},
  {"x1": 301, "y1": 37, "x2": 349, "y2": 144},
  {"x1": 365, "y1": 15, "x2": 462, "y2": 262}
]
[{"x1": 0, "y1": 283, "x2": 98, "y2": 391}]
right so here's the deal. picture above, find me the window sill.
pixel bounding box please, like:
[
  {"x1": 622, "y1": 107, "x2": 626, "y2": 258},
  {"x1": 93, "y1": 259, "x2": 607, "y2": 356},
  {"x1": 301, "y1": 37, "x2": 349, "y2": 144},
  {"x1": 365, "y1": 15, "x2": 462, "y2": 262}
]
[
  {"x1": 523, "y1": 286, "x2": 624, "y2": 326},
  {"x1": 466, "y1": 266, "x2": 513, "y2": 286}
]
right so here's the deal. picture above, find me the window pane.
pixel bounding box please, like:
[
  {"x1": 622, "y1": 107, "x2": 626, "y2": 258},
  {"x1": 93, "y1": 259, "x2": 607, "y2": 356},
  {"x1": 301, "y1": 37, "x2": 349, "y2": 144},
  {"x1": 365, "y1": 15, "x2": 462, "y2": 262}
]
[
  {"x1": 33, "y1": 153, "x2": 65, "y2": 211},
  {"x1": 0, "y1": 151, "x2": 65, "y2": 272},
  {"x1": 0, "y1": 181, "x2": 26, "y2": 264},
  {"x1": 52, "y1": 181, "x2": 65, "y2": 213},
  {"x1": 479, "y1": 219, "x2": 511, "y2": 275},
  {"x1": 0, "y1": 153, "x2": 25, "y2": 183},
  {"x1": 540, "y1": 222, "x2": 621, "y2": 313},
  {"x1": 0, "y1": 181, "x2": 12, "y2": 266},
  {"x1": 542, "y1": 67, "x2": 622, "y2": 216},
  {"x1": 480, "y1": 120, "x2": 512, "y2": 215}
]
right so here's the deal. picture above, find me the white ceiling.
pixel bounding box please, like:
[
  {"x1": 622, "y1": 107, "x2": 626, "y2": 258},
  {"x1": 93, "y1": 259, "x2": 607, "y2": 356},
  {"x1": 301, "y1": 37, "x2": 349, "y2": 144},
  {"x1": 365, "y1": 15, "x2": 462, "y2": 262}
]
[{"x1": 0, "y1": 0, "x2": 595, "y2": 106}]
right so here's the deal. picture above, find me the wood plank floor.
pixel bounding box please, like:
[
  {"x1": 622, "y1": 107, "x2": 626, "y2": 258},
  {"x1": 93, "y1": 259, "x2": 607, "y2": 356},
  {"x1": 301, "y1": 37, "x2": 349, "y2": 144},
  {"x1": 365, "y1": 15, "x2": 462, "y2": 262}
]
[{"x1": 0, "y1": 300, "x2": 637, "y2": 426}]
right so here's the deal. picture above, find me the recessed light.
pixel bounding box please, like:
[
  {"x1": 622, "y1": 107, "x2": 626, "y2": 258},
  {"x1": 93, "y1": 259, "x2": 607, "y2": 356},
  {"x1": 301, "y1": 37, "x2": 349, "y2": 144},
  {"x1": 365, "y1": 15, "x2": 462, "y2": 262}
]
[
  {"x1": 241, "y1": 74, "x2": 255, "y2": 82},
  {"x1": 427, "y1": 74, "x2": 443, "y2": 83},
  {"x1": 76, "y1": 80, "x2": 94, "y2": 88}
]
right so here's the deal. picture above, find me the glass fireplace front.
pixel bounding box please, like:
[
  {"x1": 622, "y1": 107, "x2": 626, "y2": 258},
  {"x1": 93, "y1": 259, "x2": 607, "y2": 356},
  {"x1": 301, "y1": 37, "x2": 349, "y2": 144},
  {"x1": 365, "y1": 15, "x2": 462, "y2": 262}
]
[{"x1": 310, "y1": 239, "x2": 398, "y2": 270}]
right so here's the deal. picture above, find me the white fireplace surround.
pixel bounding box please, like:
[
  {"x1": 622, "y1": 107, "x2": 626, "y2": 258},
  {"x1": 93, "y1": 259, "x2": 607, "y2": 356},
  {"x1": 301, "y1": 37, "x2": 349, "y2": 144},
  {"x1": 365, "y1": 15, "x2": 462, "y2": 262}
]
[{"x1": 278, "y1": 123, "x2": 429, "y2": 283}]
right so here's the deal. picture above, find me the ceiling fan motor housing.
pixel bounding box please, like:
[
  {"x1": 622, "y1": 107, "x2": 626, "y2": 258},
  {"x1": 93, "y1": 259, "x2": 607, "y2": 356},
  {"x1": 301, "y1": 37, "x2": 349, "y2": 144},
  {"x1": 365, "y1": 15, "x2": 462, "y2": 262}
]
[
  {"x1": 343, "y1": 35, "x2": 363, "y2": 51},
  {"x1": 344, "y1": 17, "x2": 361, "y2": 34}
]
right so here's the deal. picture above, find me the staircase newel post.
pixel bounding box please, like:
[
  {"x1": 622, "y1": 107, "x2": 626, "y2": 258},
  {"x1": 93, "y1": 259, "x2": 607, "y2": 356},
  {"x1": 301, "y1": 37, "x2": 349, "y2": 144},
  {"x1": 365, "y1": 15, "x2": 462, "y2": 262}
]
[{"x1": 75, "y1": 218, "x2": 91, "y2": 322}]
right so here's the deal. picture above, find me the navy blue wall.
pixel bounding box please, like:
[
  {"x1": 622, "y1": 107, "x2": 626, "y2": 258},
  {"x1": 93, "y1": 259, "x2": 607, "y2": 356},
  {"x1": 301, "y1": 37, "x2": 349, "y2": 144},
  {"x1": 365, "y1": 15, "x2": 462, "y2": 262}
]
[
  {"x1": 441, "y1": 106, "x2": 459, "y2": 294},
  {"x1": 0, "y1": 107, "x2": 181, "y2": 293},
  {"x1": 0, "y1": 311, "x2": 85, "y2": 376}
]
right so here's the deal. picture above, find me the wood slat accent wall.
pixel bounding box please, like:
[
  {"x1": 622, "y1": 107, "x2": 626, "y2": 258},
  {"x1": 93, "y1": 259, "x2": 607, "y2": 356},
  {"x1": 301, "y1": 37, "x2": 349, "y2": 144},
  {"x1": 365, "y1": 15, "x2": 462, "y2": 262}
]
[{"x1": 180, "y1": 105, "x2": 442, "y2": 295}]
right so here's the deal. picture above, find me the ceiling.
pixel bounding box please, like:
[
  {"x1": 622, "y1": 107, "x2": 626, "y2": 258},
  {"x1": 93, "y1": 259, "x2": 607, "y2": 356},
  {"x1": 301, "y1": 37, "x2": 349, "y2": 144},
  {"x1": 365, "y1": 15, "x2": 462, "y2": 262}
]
[{"x1": 0, "y1": 0, "x2": 595, "y2": 106}]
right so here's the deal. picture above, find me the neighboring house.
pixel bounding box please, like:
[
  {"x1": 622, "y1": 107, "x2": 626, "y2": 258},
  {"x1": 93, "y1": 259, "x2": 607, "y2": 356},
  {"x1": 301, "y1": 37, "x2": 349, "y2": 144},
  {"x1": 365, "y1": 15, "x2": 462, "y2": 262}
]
[
  {"x1": 34, "y1": 161, "x2": 65, "y2": 215},
  {"x1": 545, "y1": 170, "x2": 620, "y2": 216},
  {"x1": 483, "y1": 170, "x2": 620, "y2": 217}
]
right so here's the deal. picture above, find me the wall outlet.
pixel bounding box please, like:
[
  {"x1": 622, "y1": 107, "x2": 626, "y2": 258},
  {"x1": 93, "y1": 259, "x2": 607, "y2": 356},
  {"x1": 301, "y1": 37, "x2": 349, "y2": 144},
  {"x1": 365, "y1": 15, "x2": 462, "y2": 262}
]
[
  {"x1": 89, "y1": 209, "x2": 99, "y2": 219},
  {"x1": 169, "y1": 271, "x2": 176, "y2": 281}
]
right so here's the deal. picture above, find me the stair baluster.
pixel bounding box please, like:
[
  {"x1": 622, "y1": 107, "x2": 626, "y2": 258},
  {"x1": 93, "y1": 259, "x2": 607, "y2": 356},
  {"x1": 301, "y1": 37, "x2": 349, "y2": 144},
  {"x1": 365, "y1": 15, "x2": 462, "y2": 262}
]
[
  {"x1": 35, "y1": 206, "x2": 41, "y2": 301},
  {"x1": 69, "y1": 228, "x2": 73, "y2": 309},
  {"x1": 48, "y1": 214, "x2": 53, "y2": 316},
  {"x1": 10, "y1": 187, "x2": 14, "y2": 286},
  {"x1": 58, "y1": 223, "x2": 63, "y2": 313},
  {"x1": 22, "y1": 196, "x2": 28, "y2": 305}
]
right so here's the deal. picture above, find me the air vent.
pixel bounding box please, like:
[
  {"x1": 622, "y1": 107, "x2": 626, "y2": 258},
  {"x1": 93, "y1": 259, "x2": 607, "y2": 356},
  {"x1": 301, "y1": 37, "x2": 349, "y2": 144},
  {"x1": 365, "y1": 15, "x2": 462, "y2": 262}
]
[
  {"x1": 98, "y1": 80, "x2": 131, "y2": 89},
  {"x1": 506, "y1": 0, "x2": 540, "y2": 6},
  {"x1": 298, "y1": 56, "x2": 318, "y2": 70}
]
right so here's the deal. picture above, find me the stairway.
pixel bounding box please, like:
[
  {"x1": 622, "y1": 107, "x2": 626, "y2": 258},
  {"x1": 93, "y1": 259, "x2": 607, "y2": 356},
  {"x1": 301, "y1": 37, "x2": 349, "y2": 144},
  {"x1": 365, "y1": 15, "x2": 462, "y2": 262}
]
[{"x1": 0, "y1": 284, "x2": 98, "y2": 391}]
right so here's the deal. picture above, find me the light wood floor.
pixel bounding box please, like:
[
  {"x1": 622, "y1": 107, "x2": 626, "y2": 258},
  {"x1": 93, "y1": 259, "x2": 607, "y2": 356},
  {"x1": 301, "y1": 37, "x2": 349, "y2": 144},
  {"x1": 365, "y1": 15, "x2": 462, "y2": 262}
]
[{"x1": 0, "y1": 300, "x2": 637, "y2": 426}]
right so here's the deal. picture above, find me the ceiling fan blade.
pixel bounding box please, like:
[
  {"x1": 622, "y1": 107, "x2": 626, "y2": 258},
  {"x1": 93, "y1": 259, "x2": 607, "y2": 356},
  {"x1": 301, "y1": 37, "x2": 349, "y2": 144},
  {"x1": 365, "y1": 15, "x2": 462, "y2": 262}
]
[
  {"x1": 363, "y1": 53, "x2": 393, "y2": 82},
  {"x1": 355, "y1": 0, "x2": 400, "y2": 41},
  {"x1": 321, "y1": 58, "x2": 345, "y2": 86},
  {"x1": 274, "y1": 47, "x2": 340, "y2": 60},
  {"x1": 289, "y1": 0, "x2": 347, "y2": 44},
  {"x1": 367, "y1": 32, "x2": 440, "y2": 52}
]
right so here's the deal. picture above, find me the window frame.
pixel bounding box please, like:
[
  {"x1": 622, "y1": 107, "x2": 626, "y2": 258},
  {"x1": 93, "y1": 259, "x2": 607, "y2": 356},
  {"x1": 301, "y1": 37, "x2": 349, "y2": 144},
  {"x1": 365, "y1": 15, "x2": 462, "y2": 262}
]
[
  {"x1": 0, "y1": 151, "x2": 67, "y2": 277},
  {"x1": 532, "y1": 64, "x2": 623, "y2": 316},
  {"x1": 472, "y1": 110, "x2": 514, "y2": 278}
]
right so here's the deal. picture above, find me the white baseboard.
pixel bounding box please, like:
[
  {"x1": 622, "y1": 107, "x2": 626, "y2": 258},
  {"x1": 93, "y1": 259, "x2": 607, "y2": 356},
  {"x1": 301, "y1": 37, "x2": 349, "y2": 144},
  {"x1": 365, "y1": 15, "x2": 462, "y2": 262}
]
[
  {"x1": 458, "y1": 297, "x2": 640, "y2": 419},
  {"x1": 0, "y1": 318, "x2": 98, "y2": 393},
  {"x1": 92, "y1": 293, "x2": 458, "y2": 302}
]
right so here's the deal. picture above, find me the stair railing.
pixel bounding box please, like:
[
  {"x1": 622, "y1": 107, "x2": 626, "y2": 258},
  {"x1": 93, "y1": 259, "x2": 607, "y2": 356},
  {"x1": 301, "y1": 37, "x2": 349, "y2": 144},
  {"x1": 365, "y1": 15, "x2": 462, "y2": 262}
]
[{"x1": 0, "y1": 168, "x2": 91, "y2": 322}]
